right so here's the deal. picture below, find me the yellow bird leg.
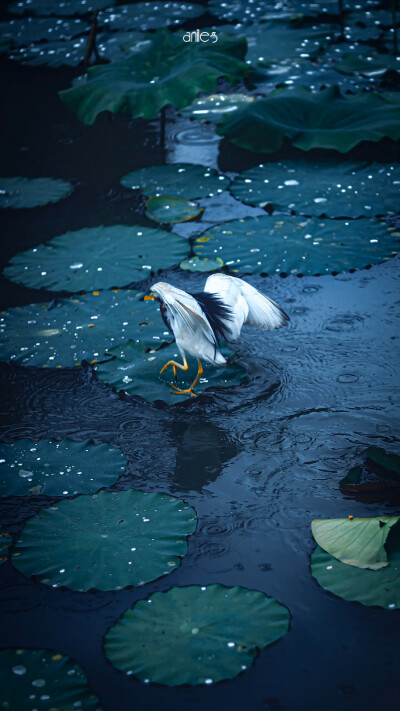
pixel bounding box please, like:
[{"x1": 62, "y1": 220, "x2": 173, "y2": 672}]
[
  {"x1": 190, "y1": 360, "x2": 203, "y2": 389},
  {"x1": 169, "y1": 360, "x2": 203, "y2": 397},
  {"x1": 169, "y1": 383, "x2": 197, "y2": 397},
  {"x1": 159, "y1": 355, "x2": 188, "y2": 376}
]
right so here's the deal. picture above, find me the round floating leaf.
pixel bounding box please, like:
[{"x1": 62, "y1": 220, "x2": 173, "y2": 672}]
[
  {"x1": 254, "y1": 57, "x2": 376, "y2": 93},
  {"x1": 121, "y1": 163, "x2": 230, "y2": 199},
  {"x1": 0, "y1": 177, "x2": 72, "y2": 209},
  {"x1": 4, "y1": 224, "x2": 189, "y2": 292},
  {"x1": 311, "y1": 535, "x2": 400, "y2": 609},
  {"x1": 193, "y1": 215, "x2": 397, "y2": 276},
  {"x1": 0, "y1": 17, "x2": 85, "y2": 46},
  {"x1": 217, "y1": 86, "x2": 400, "y2": 153},
  {"x1": 0, "y1": 530, "x2": 12, "y2": 564},
  {"x1": 59, "y1": 30, "x2": 247, "y2": 123},
  {"x1": 0, "y1": 648, "x2": 101, "y2": 711},
  {"x1": 180, "y1": 93, "x2": 255, "y2": 122},
  {"x1": 0, "y1": 438, "x2": 126, "y2": 497},
  {"x1": 145, "y1": 196, "x2": 204, "y2": 224},
  {"x1": 311, "y1": 516, "x2": 400, "y2": 570},
  {"x1": 105, "y1": 584, "x2": 290, "y2": 685},
  {"x1": 99, "y1": 2, "x2": 204, "y2": 31},
  {"x1": 95, "y1": 340, "x2": 246, "y2": 404},
  {"x1": 209, "y1": 0, "x2": 275, "y2": 23},
  {"x1": 8, "y1": 0, "x2": 113, "y2": 16},
  {"x1": 13, "y1": 489, "x2": 197, "y2": 591},
  {"x1": 340, "y1": 447, "x2": 400, "y2": 492},
  {"x1": 0, "y1": 289, "x2": 171, "y2": 368},
  {"x1": 365, "y1": 447, "x2": 400, "y2": 476},
  {"x1": 334, "y1": 51, "x2": 400, "y2": 78},
  {"x1": 230, "y1": 161, "x2": 400, "y2": 217},
  {"x1": 180, "y1": 256, "x2": 224, "y2": 272}
]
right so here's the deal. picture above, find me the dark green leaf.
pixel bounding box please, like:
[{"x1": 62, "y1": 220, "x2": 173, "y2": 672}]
[
  {"x1": 180, "y1": 256, "x2": 224, "y2": 272},
  {"x1": 121, "y1": 163, "x2": 230, "y2": 199},
  {"x1": 145, "y1": 196, "x2": 204, "y2": 224},
  {"x1": 99, "y1": 2, "x2": 205, "y2": 31},
  {"x1": 0, "y1": 177, "x2": 72, "y2": 208},
  {"x1": 8, "y1": 0, "x2": 112, "y2": 16}
]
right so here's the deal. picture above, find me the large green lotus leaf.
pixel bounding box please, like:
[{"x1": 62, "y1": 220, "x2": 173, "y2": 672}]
[
  {"x1": 180, "y1": 93, "x2": 255, "y2": 122},
  {"x1": 0, "y1": 289, "x2": 171, "y2": 368},
  {"x1": 193, "y1": 215, "x2": 397, "y2": 276},
  {"x1": 180, "y1": 256, "x2": 224, "y2": 272},
  {"x1": 105, "y1": 584, "x2": 290, "y2": 685},
  {"x1": 209, "y1": 0, "x2": 282, "y2": 23},
  {"x1": 334, "y1": 51, "x2": 400, "y2": 78},
  {"x1": 0, "y1": 648, "x2": 101, "y2": 711},
  {"x1": 230, "y1": 161, "x2": 400, "y2": 217},
  {"x1": 12, "y1": 489, "x2": 197, "y2": 591},
  {"x1": 8, "y1": 0, "x2": 113, "y2": 16},
  {"x1": 0, "y1": 177, "x2": 72, "y2": 209},
  {"x1": 217, "y1": 86, "x2": 400, "y2": 153},
  {"x1": 311, "y1": 516, "x2": 400, "y2": 570},
  {"x1": 121, "y1": 163, "x2": 230, "y2": 199},
  {"x1": 59, "y1": 30, "x2": 248, "y2": 124},
  {"x1": 311, "y1": 540, "x2": 400, "y2": 609},
  {"x1": 145, "y1": 196, "x2": 204, "y2": 224},
  {"x1": 0, "y1": 17, "x2": 85, "y2": 46},
  {"x1": 0, "y1": 438, "x2": 126, "y2": 497},
  {"x1": 0, "y1": 529, "x2": 12, "y2": 564},
  {"x1": 95, "y1": 340, "x2": 246, "y2": 404},
  {"x1": 3, "y1": 224, "x2": 189, "y2": 292},
  {"x1": 99, "y1": 2, "x2": 204, "y2": 31},
  {"x1": 252, "y1": 57, "x2": 376, "y2": 94},
  {"x1": 366, "y1": 447, "x2": 400, "y2": 476}
]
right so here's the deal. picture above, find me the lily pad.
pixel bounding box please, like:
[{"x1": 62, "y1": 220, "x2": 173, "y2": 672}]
[
  {"x1": 193, "y1": 215, "x2": 397, "y2": 276},
  {"x1": 0, "y1": 648, "x2": 101, "y2": 711},
  {"x1": 8, "y1": 0, "x2": 113, "y2": 16},
  {"x1": 0, "y1": 177, "x2": 72, "y2": 209},
  {"x1": 0, "y1": 530, "x2": 12, "y2": 564},
  {"x1": 0, "y1": 289, "x2": 171, "y2": 368},
  {"x1": 340, "y1": 447, "x2": 400, "y2": 492},
  {"x1": 105, "y1": 584, "x2": 290, "y2": 685},
  {"x1": 217, "y1": 86, "x2": 400, "y2": 153},
  {"x1": 145, "y1": 196, "x2": 203, "y2": 224},
  {"x1": 12, "y1": 489, "x2": 197, "y2": 591},
  {"x1": 121, "y1": 163, "x2": 230, "y2": 199},
  {"x1": 230, "y1": 161, "x2": 400, "y2": 217},
  {"x1": 253, "y1": 57, "x2": 376, "y2": 93},
  {"x1": 209, "y1": 0, "x2": 280, "y2": 23},
  {"x1": 180, "y1": 93, "x2": 255, "y2": 122},
  {"x1": 3, "y1": 224, "x2": 189, "y2": 292},
  {"x1": 0, "y1": 438, "x2": 126, "y2": 497},
  {"x1": 366, "y1": 447, "x2": 400, "y2": 475},
  {"x1": 94, "y1": 340, "x2": 246, "y2": 404},
  {"x1": 0, "y1": 17, "x2": 85, "y2": 46},
  {"x1": 311, "y1": 529, "x2": 400, "y2": 609},
  {"x1": 99, "y1": 2, "x2": 204, "y2": 31},
  {"x1": 180, "y1": 256, "x2": 224, "y2": 272},
  {"x1": 334, "y1": 51, "x2": 400, "y2": 78},
  {"x1": 311, "y1": 516, "x2": 400, "y2": 570},
  {"x1": 59, "y1": 30, "x2": 247, "y2": 123}
]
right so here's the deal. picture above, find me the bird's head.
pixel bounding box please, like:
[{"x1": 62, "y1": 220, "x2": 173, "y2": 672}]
[{"x1": 144, "y1": 282, "x2": 171, "y2": 304}]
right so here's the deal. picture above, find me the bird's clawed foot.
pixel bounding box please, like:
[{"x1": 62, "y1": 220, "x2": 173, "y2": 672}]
[
  {"x1": 159, "y1": 360, "x2": 178, "y2": 378},
  {"x1": 168, "y1": 383, "x2": 197, "y2": 397}
]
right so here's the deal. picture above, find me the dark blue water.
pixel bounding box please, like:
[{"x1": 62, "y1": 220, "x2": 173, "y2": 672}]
[{"x1": 0, "y1": 23, "x2": 399, "y2": 711}]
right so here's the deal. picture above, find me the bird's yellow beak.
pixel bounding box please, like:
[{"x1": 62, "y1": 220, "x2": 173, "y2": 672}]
[{"x1": 144, "y1": 292, "x2": 155, "y2": 301}]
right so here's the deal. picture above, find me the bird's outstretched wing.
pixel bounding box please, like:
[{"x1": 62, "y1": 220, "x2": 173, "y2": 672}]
[
  {"x1": 204, "y1": 274, "x2": 289, "y2": 339},
  {"x1": 151, "y1": 282, "x2": 217, "y2": 346}
]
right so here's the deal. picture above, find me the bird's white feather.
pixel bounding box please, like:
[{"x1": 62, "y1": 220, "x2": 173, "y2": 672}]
[{"x1": 205, "y1": 274, "x2": 289, "y2": 334}]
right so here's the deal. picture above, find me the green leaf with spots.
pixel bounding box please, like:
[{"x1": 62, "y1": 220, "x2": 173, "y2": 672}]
[
  {"x1": 230, "y1": 161, "x2": 400, "y2": 217},
  {"x1": 3, "y1": 224, "x2": 189, "y2": 292},
  {"x1": 311, "y1": 516, "x2": 400, "y2": 570},
  {"x1": 0, "y1": 289, "x2": 171, "y2": 368},
  {"x1": 0, "y1": 438, "x2": 126, "y2": 497},
  {"x1": 217, "y1": 86, "x2": 400, "y2": 153},
  {"x1": 334, "y1": 51, "x2": 400, "y2": 78},
  {"x1": 99, "y1": 2, "x2": 205, "y2": 31},
  {"x1": 12, "y1": 489, "x2": 197, "y2": 591},
  {"x1": 180, "y1": 256, "x2": 224, "y2": 272},
  {"x1": 8, "y1": 0, "x2": 112, "y2": 16},
  {"x1": 180, "y1": 93, "x2": 254, "y2": 122},
  {"x1": 94, "y1": 340, "x2": 246, "y2": 404},
  {"x1": 0, "y1": 648, "x2": 101, "y2": 711},
  {"x1": 193, "y1": 215, "x2": 397, "y2": 276},
  {"x1": 145, "y1": 196, "x2": 204, "y2": 224},
  {"x1": 121, "y1": 163, "x2": 230, "y2": 199},
  {"x1": 311, "y1": 527, "x2": 400, "y2": 609},
  {"x1": 0, "y1": 529, "x2": 12, "y2": 564},
  {"x1": 105, "y1": 584, "x2": 290, "y2": 685},
  {"x1": 0, "y1": 177, "x2": 72, "y2": 209},
  {"x1": 59, "y1": 30, "x2": 248, "y2": 124},
  {"x1": 0, "y1": 17, "x2": 86, "y2": 46}
]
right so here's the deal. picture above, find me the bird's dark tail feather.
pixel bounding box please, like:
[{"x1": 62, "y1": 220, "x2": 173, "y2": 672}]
[{"x1": 191, "y1": 291, "x2": 233, "y2": 346}]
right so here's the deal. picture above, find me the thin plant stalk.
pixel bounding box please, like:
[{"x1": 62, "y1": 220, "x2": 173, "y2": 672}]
[
  {"x1": 338, "y1": 0, "x2": 344, "y2": 39},
  {"x1": 393, "y1": 0, "x2": 398, "y2": 56},
  {"x1": 160, "y1": 106, "x2": 166, "y2": 164}
]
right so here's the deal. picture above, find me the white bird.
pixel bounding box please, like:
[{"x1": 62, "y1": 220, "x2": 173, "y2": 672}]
[{"x1": 144, "y1": 274, "x2": 289, "y2": 397}]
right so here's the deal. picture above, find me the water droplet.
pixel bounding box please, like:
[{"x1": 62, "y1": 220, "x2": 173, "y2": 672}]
[
  {"x1": 12, "y1": 665, "x2": 27, "y2": 675},
  {"x1": 32, "y1": 679, "x2": 46, "y2": 687}
]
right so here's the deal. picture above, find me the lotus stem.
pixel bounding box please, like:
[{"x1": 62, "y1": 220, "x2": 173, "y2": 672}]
[
  {"x1": 393, "y1": 0, "x2": 398, "y2": 55},
  {"x1": 84, "y1": 10, "x2": 99, "y2": 68},
  {"x1": 160, "y1": 106, "x2": 166, "y2": 163},
  {"x1": 338, "y1": 0, "x2": 344, "y2": 39}
]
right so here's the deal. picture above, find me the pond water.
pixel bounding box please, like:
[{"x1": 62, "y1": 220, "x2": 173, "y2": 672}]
[{"x1": 0, "y1": 4, "x2": 400, "y2": 710}]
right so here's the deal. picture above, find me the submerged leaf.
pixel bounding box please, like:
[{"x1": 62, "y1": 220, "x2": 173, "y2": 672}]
[
  {"x1": 0, "y1": 648, "x2": 101, "y2": 710},
  {"x1": 217, "y1": 86, "x2": 400, "y2": 153},
  {"x1": 105, "y1": 584, "x2": 290, "y2": 685},
  {"x1": 3, "y1": 224, "x2": 189, "y2": 292},
  {"x1": 145, "y1": 196, "x2": 204, "y2": 224},
  {"x1": 0, "y1": 438, "x2": 126, "y2": 497},
  {"x1": 121, "y1": 163, "x2": 230, "y2": 199},
  {"x1": 311, "y1": 516, "x2": 400, "y2": 570},
  {"x1": 12, "y1": 489, "x2": 197, "y2": 591},
  {"x1": 0, "y1": 177, "x2": 72, "y2": 209},
  {"x1": 59, "y1": 30, "x2": 247, "y2": 124}
]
